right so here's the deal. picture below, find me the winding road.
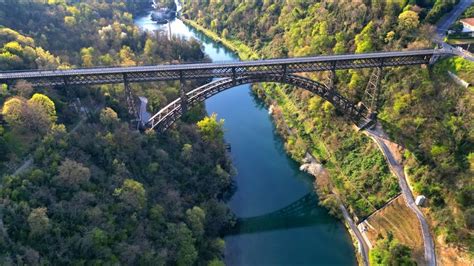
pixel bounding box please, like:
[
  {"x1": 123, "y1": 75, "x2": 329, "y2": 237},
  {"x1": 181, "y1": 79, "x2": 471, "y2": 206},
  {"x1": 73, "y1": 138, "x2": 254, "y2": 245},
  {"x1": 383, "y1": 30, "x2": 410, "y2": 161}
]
[
  {"x1": 366, "y1": 129, "x2": 436, "y2": 266},
  {"x1": 362, "y1": 2, "x2": 474, "y2": 265},
  {"x1": 339, "y1": 204, "x2": 369, "y2": 266}
]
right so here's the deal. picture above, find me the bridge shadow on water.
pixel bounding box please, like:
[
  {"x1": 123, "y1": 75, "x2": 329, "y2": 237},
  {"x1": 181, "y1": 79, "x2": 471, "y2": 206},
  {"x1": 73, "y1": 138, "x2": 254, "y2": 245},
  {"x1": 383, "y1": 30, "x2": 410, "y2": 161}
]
[{"x1": 226, "y1": 192, "x2": 338, "y2": 236}]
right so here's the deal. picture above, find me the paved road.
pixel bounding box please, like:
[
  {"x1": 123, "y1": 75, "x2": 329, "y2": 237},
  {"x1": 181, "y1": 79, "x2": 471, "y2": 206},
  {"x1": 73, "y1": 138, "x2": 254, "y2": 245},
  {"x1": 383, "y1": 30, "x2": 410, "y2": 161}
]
[
  {"x1": 339, "y1": 204, "x2": 369, "y2": 266},
  {"x1": 366, "y1": 129, "x2": 436, "y2": 266},
  {"x1": 358, "y1": 4, "x2": 474, "y2": 266},
  {"x1": 435, "y1": 0, "x2": 473, "y2": 42},
  {"x1": 433, "y1": 0, "x2": 474, "y2": 62}
]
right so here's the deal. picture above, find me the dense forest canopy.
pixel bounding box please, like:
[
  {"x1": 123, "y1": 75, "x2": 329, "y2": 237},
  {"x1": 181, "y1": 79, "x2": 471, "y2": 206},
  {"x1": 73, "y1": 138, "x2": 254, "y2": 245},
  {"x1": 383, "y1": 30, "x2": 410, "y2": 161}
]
[{"x1": 0, "y1": 0, "x2": 234, "y2": 264}]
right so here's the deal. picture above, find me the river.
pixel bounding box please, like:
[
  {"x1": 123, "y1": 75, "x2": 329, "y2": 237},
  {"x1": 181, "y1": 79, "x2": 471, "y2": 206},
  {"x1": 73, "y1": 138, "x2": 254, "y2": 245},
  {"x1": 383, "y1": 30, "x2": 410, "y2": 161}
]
[{"x1": 134, "y1": 6, "x2": 356, "y2": 266}]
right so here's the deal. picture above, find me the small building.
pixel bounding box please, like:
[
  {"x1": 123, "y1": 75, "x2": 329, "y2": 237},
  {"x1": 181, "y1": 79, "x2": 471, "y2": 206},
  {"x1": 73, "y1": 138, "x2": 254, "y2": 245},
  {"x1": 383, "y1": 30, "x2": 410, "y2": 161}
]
[
  {"x1": 460, "y1": 18, "x2": 474, "y2": 37},
  {"x1": 415, "y1": 195, "x2": 426, "y2": 206}
]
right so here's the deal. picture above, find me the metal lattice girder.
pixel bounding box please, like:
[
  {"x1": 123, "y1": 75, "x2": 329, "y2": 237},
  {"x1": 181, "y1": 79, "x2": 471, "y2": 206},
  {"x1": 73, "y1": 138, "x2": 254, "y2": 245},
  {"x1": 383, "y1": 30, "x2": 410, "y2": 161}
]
[
  {"x1": 147, "y1": 74, "x2": 368, "y2": 132},
  {"x1": 179, "y1": 71, "x2": 187, "y2": 114},
  {"x1": 0, "y1": 49, "x2": 451, "y2": 87},
  {"x1": 362, "y1": 67, "x2": 383, "y2": 115},
  {"x1": 123, "y1": 75, "x2": 139, "y2": 120}
]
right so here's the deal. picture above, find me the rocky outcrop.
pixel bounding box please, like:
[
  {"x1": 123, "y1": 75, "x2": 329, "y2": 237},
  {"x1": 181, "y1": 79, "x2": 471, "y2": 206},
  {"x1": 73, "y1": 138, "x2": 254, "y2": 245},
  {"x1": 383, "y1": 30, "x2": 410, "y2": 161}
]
[
  {"x1": 268, "y1": 104, "x2": 274, "y2": 115},
  {"x1": 150, "y1": 8, "x2": 176, "y2": 24},
  {"x1": 299, "y1": 152, "x2": 325, "y2": 177}
]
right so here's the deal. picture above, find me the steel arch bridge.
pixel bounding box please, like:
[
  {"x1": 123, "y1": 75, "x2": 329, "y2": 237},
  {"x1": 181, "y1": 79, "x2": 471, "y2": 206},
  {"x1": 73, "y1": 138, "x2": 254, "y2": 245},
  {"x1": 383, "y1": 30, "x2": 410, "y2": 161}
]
[
  {"x1": 0, "y1": 49, "x2": 452, "y2": 130},
  {"x1": 149, "y1": 74, "x2": 364, "y2": 131}
]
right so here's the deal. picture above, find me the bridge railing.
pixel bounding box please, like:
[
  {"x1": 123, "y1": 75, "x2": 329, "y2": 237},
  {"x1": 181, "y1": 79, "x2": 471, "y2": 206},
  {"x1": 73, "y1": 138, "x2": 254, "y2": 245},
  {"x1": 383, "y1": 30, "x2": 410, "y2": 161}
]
[{"x1": 0, "y1": 49, "x2": 452, "y2": 86}]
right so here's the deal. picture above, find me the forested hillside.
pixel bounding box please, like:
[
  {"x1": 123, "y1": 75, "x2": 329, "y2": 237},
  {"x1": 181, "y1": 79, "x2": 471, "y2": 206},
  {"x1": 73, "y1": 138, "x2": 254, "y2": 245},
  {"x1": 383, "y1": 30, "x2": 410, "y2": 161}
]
[
  {"x1": 181, "y1": 0, "x2": 474, "y2": 262},
  {"x1": 0, "y1": 0, "x2": 233, "y2": 264}
]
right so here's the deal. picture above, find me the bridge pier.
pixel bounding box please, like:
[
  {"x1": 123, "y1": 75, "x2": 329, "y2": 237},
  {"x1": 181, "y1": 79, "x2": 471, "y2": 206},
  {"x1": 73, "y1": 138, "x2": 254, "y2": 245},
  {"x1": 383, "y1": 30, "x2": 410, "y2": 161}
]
[
  {"x1": 62, "y1": 77, "x2": 74, "y2": 101},
  {"x1": 328, "y1": 67, "x2": 337, "y2": 90},
  {"x1": 179, "y1": 71, "x2": 187, "y2": 114},
  {"x1": 359, "y1": 66, "x2": 383, "y2": 130},
  {"x1": 232, "y1": 67, "x2": 237, "y2": 86},
  {"x1": 123, "y1": 74, "x2": 140, "y2": 128}
]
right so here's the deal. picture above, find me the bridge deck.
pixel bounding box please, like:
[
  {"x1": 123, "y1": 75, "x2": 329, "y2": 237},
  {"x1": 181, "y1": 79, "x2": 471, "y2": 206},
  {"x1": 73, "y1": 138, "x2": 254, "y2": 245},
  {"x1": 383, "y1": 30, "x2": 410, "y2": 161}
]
[{"x1": 0, "y1": 49, "x2": 449, "y2": 87}]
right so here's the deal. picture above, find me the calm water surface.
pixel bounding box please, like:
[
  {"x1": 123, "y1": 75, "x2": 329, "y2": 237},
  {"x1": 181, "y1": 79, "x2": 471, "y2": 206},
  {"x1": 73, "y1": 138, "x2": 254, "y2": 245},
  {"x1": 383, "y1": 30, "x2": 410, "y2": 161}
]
[{"x1": 134, "y1": 9, "x2": 356, "y2": 266}]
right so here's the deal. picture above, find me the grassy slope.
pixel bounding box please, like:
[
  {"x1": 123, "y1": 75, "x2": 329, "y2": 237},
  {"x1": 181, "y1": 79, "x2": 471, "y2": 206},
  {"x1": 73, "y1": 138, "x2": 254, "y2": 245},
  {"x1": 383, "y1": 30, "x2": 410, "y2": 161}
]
[{"x1": 363, "y1": 195, "x2": 424, "y2": 265}]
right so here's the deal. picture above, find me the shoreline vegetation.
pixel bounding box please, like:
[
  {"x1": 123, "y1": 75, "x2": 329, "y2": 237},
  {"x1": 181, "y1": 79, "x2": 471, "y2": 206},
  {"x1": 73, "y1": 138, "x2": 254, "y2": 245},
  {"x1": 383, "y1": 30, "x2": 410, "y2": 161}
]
[
  {"x1": 181, "y1": 16, "x2": 369, "y2": 264},
  {"x1": 181, "y1": 18, "x2": 258, "y2": 60}
]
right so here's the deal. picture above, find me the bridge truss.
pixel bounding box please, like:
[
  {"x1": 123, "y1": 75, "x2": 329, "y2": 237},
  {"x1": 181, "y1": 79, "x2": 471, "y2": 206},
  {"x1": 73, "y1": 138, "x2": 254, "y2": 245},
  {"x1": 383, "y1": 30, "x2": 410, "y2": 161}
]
[{"x1": 0, "y1": 49, "x2": 450, "y2": 131}]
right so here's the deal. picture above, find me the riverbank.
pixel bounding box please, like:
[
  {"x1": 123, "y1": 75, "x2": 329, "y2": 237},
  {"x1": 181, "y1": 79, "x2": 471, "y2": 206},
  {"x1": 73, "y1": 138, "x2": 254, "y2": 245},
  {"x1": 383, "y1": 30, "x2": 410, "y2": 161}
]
[
  {"x1": 150, "y1": 11, "x2": 355, "y2": 265},
  {"x1": 181, "y1": 18, "x2": 258, "y2": 60},
  {"x1": 269, "y1": 105, "x2": 370, "y2": 266},
  {"x1": 180, "y1": 15, "x2": 369, "y2": 266}
]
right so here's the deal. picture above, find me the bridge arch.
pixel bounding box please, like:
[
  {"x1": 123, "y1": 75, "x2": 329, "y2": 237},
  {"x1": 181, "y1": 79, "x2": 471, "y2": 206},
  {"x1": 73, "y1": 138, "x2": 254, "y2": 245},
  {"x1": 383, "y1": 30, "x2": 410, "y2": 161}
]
[{"x1": 146, "y1": 74, "x2": 367, "y2": 131}]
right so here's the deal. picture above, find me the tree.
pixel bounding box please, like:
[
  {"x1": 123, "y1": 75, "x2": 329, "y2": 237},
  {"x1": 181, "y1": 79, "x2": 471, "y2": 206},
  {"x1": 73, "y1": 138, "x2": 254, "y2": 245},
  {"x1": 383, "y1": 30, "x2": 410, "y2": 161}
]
[
  {"x1": 1, "y1": 97, "x2": 24, "y2": 127},
  {"x1": 114, "y1": 179, "x2": 146, "y2": 209},
  {"x1": 203, "y1": 200, "x2": 234, "y2": 236},
  {"x1": 28, "y1": 207, "x2": 50, "y2": 237},
  {"x1": 355, "y1": 21, "x2": 375, "y2": 53},
  {"x1": 150, "y1": 204, "x2": 166, "y2": 226},
  {"x1": 369, "y1": 235, "x2": 416, "y2": 266},
  {"x1": 13, "y1": 80, "x2": 33, "y2": 98},
  {"x1": 119, "y1": 46, "x2": 136, "y2": 66},
  {"x1": 54, "y1": 159, "x2": 91, "y2": 189},
  {"x1": 165, "y1": 223, "x2": 197, "y2": 266},
  {"x1": 28, "y1": 93, "x2": 56, "y2": 122},
  {"x1": 196, "y1": 113, "x2": 224, "y2": 142},
  {"x1": 34, "y1": 47, "x2": 60, "y2": 69},
  {"x1": 99, "y1": 107, "x2": 119, "y2": 127},
  {"x1": 385, "y1": 31, "x2": 395, "y2": 43},
  {"x1": 64, "y1": 16, "x2": 76, "y2": 27},
  {"x1": 143, "y1": 39, "x2": 156, "y2": 63},
  {"x1": 89, "y1": 227, "x2": 108, "y2": 248},
  {"x1": 4, "y1": 41, "x2": 22, "y2": 55},
  {"x1": 398, "y1": 10, "x2": 419, "y2": 32},
  {"x1": 80, "y1": 47, "x2": 95, "y2": 67},
  {"x1": 2, "y1": 93, "x2": 56, "y2": 134},
  {"x1": 181, "y1": 143, "x2": 192, "y2": 160},
  {"x1": 185, "y1": 206, "x2": 205, "y2": 238}
]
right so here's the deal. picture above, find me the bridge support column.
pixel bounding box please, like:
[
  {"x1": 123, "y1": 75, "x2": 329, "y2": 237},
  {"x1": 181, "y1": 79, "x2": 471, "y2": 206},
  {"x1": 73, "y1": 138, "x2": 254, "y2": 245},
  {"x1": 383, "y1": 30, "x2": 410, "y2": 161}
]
[
  {"x1": 123, "y1": 74, "x2": 140, "y2": 127},
  {"x1": 359, "y1": 66, "x2": 383, "y2": 130},
  {"x1": 281, "y1": 64, "x2": 287, "y2": 82},
  {"x1": 232, "y1": 67, "x2": 236, "y2": 86},
  {"x1": 328, "y1": 68, "x2": 336, "y2": 90},
  {"x1": 179, "y1": 71, "x2": 187, "y2": 114}
]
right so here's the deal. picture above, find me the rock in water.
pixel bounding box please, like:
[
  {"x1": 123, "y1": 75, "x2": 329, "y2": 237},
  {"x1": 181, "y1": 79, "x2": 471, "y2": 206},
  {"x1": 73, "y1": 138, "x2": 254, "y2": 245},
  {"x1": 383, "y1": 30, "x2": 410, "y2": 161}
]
[{"x1": 268, "y1": 104, "x2": 274, "y2": 115}]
